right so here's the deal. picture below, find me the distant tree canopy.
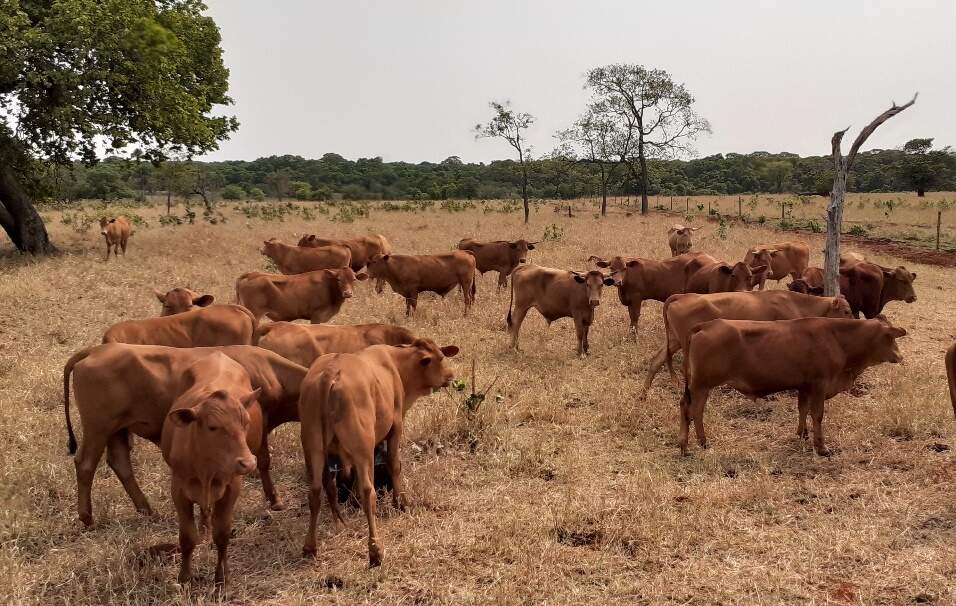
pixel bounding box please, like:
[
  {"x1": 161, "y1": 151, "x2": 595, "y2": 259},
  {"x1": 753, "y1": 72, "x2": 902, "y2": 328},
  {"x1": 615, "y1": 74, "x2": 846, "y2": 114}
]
[{"x1": 37, "y1": 146, "x2": 956, "y2": 206}]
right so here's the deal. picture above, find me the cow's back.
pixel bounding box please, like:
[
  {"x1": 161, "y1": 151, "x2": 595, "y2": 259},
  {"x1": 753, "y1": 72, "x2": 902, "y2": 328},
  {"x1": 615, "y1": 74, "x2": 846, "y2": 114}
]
[{"x1": 103, "y1": 305, "x2": 254, "y2": 347}]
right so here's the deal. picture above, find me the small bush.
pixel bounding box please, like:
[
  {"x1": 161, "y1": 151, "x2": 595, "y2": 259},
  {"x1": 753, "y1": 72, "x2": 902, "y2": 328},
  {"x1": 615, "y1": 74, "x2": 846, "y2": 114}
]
[
  {"x1": 848, "y1": 224, "x2": 868, "y2": 237},
  {"x1": 807, "y1": 218, "x2": 822, "y2": 233},
  {"x1": 159, "y1": 214, "x2": 182, "y2": 227},
  {"x1": 543, "y1": 223, "x2": 564, "y2": 241},
  {"x1": 331, "y1": 203, "x2": 369, "y2": 224},
  {"x1": 248, "y1": 187, "x2": 266, "y2": 201},
  {"x1": 221, "y1": 184, "x2": 245, "y2": 200}
]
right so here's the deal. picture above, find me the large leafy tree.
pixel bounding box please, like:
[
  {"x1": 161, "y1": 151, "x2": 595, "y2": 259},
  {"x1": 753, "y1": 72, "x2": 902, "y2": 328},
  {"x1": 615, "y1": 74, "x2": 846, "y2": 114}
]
[
  {"x1": 0, "y1": 0, "x2": 237, "y2": 253},
  {"x1": 897, "y1": 137, "x2": 948, "y2": 197},
  {"x1": 585, "y1": 64, "x2": 710, "y2": 214}
]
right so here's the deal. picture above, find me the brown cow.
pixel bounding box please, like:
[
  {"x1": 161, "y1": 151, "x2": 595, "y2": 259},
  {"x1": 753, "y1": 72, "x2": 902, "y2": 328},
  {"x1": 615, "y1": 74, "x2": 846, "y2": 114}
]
[
  {"x1": 100, "y1": 216, "x2": 131, "y2": 260},
  {"x1": 667, "y1": 225, "x2": 700, "y2": 256},
  {"x1": 679, "y1": 317, "x2": 905, "y2": 456},
  {"x1": 686, "y1": 261, "x2": 765, "y2": 295},
  {"x1": 297, "y1": 233, "x2": 392, "y2": 270},
  {"x1": 159, "y1": 353, "x2": 261, "y2": 587},
  {"x1": 590, "y1": 252, "x2": 717, "y2": 335},
  {"x1": 947, "y1": 343, "x2": 956, "y2": 419},
  {"x1": 788, "y1": 262, "x2": 917, "y2": 318},
  {"x1": 298, "y1": 338, "x2": 459, "y2": 566},
  {"x1": 63, "y1": 343, "x2": 307, "y2": 525},
  {"x1": 643, "y1": 290, "x2": 854, "y2": 393},
  {"x1": 366, "y1": 251, "x2": 477, "y2": 316},
  {"x1": 102, "y1": 304, "x2": 256, "y2": 346},
  {"x1": 507, "y1": 264, "x2": 615, "y2": 356},
  {"x1": 257, "y1": 322, "x2": 417, "y2": 367},
  {"x1": 456, "y1": 238, "x2": 536, "y2": 290},
  {"x1": 261, "y1": 238, "x2": 351, "y2": 274},
  {"x1": 745, "y1": 242, "x2": 810, "y2": 290},
  {"x1": 154, "y1": 288, "x2": 215, "y2": 316},
  {"x1": 236, "y1": 267, "x2": 366, "y2": 324}
]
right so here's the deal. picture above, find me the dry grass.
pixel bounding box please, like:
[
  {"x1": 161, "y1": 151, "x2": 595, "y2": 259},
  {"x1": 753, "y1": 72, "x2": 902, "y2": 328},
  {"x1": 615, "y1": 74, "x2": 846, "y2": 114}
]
[{"x1": 1, "y1": 199, "x2": 954, "y2": 605}]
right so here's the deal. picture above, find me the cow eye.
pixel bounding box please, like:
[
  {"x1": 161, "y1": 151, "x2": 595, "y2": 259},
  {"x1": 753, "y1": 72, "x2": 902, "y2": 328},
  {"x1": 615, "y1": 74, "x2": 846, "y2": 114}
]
[{"x1": 208, "y1": 425, "x2": 219, "y2": 432}]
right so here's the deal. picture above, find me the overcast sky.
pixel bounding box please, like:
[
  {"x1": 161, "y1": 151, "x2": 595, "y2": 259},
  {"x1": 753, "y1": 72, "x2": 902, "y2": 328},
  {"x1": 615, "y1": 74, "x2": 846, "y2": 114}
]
[{"x1": 202, "y1": 0, "x2": 953, "y2": 164}]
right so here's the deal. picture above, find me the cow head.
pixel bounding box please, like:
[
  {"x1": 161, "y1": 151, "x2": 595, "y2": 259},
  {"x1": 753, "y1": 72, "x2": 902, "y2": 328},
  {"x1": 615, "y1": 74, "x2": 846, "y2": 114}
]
[
  {"x1": 882, "y1": 266, "x2": 917, "y2": 304},
  {"x1": 588, "y1": 255, "x2": 629, "y2": 286},
  {"x1": 167, "y1": 388, "x2": 261, "y2": 476},
  {"x1": 788, "y1": 278, "x2": 823, "y2": 296},
  {"x1": 402, "y1": 338, "x2": 459, "y2": 397},
  {"x1": 824, "y1": 296, "x2": 854, "y2": 318},
  {"x1": 260, "y1": 238, "x2": 282, "y2": 259},
  {"x1": 572, "y1": 270, "x2": 615, "y2": 307},
  {"x1": 865, "y1": 319, "x2": 907, "y2": 365},
  {"x1": 721, "y1": 262, "x2": 764, "y2": 292},
  {"x1": 335, "y1": 268, "x2": 368, "y2": 299},
  {"x1": 510, "y1": 240, "x2": 534, "y2": 265},
  {"x1": 154, "y1": 288, "x2": 215, "y2": 316},
  {"x1": 298, "y1": 234, "x2": 317, "y2": 247},
  {"x1": 366, "y1": 254, "x2": 389, "y2": 293}
]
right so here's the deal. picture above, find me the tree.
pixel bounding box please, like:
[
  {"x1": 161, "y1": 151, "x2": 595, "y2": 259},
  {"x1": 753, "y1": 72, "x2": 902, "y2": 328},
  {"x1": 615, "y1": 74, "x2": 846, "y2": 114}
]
[
  {"x1": 265, "y1": 169, "x2": 292, "y2": 201},
  {"x1": 760, "y1": 160, "x2": 793, "y2": 193},
  {"x1": 475, "y1": 101, "x2": 535, "y2": 223},
  {"x1": 824, "y1": 94, "x2": 917, "y2": 297},
  {"x1": 584, "y1": 64, "x2": 710, "y2": 214},
  {"x1": 0, "y1": 1, "x2": 237, "y2": 253},
  {"x1": 897, "y1": 137, "x2": 945, "y2": 196},
  {"x1": 558, "y1": 107, "x2": 628, "y2": 216},
  {"x1": 221, "y1": 184, "x2": 245, "y2": 200}
]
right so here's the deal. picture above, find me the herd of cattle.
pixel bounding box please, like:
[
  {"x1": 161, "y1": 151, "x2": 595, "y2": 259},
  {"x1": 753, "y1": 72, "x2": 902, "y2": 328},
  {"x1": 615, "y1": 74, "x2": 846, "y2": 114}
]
[{"x1": 65, "y1": 218, "x2": 954, "y2": 588}]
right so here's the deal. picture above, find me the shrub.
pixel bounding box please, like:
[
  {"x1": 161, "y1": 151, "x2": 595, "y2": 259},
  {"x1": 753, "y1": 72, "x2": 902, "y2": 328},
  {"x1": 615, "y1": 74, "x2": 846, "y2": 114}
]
[
  {"x1": 221, "y1": 184, "x2": 245, "y2": 200},
  {"x1": 543, "y1": 223, "x2": 564, "y2": 241},
  {"x1": 848, "y1": 224, "x2": 868, "y2": 237},
  {"x1": 248, "y1": 187, "x2": 266, "y2": 201}
]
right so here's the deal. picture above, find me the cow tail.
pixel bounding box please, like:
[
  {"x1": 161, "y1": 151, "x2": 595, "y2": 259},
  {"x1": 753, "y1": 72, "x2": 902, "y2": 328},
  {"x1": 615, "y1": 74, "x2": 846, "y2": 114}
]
[
  {"x1": 63, "y1": 347, "x2": 95, "y2": 455},
  {"x1": 506, "y1": 269, "x2": 516, "y2": 328},
  {"x1": 947, "y1": 345, "x2": 956, "y2": 419},
  {"x1": 663, "y1": 299, "x2": 676, "y2": 379}
]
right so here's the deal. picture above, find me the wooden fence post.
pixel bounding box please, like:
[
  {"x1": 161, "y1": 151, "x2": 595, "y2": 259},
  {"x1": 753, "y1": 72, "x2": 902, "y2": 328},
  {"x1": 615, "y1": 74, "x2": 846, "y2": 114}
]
[
  {"x1": 738, "y1": 196, "x2": 742, "y2": 218},
  {"x1": 937, "y1": 209, "x2": 942, "y2": 251}
]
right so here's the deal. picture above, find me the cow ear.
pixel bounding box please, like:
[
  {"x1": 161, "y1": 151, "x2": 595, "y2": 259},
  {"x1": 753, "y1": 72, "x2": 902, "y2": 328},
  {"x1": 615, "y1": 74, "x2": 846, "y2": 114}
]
[
  {"x1": 910, "y1": 272, "x2": 916, "y2": 280},
  {"x1": 891, "y1": 326, "x2": 907, "y2": 338},
  {"x1": 603, "y1": 277, "x2": 616, "y2": 286},
  {"x1": 382, "y1": 254, "x2": 390, "y2": 261},
  {"x1": 527, "y1": 243, "x2": 535, "y2": 250},
  {"x1": 573, "y1": 274, "x2": 586, "y2": 283},
  {"x1": 169, "y1": 408, "x2": 197, "y2": 427},
  {"x1": 719, "y1": 265, "x2": 732, "y2": 274},
  {"x1": 810, "y1": 287, "x2": 825, "y2": 296},
  {"x1": 240, "y1": 388, "x2": 262, "y2": 408},
  {"x1": 154, "y1": 289, "x2": 167, "y2": 304},
  {"x1": 752, "y1": 265, "x2": 767, "y2": 274},
  {"x1": 626, "y1": 260, "x2": 640, "y2": 268},
  {"x1": 440, "y1": 345, "x2": 459, "y2": 358},
  {"x1": 193, "y1": 294, "x2": 215, "y2": 307},
  {"x1": 594, "y1": 260, "x2": 610, "y2": 268},
  {"x1": 355, "y1": 271, "x2": 369, "y2": 281}
]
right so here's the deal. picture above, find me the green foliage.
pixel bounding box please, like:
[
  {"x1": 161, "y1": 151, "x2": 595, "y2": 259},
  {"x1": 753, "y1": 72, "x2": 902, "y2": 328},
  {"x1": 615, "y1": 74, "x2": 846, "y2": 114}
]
[
  {"x1": 716, "y1": 216, "x2": 728, "y2": 240},
  {"x1": 807, "y1": 218, "x2": 822, "y2": 233},
  {"x1": 543, "y1": 223, "x2": 564, "y2": 241},
  {"x1": 221, "y1": 184, "x2": 245, "y2": 200},
  {"x1": 248, "y1": 187, "x2": 266, "y2": 201},
  {"x1": 440, "y1": 199, "x2": 476, "y2": 212},
  {"x1": 331, "y1": 203, "x2": 369, "y2": 224},
  {"x1": 848, "y1": 224, "x2": 868, "y2": 237},
  {"x1": 159, "y1": 213, "x2": 182, "y2": 227}
]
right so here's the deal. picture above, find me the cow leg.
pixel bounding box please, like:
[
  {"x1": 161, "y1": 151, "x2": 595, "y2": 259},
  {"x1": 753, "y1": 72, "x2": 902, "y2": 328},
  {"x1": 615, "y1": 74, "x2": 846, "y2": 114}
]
[
  {"x1": 257, "y1": 432, "x2": 284, "y2": 510},
  {"x1": 74, "y1": 433, "x2": 109, "y2": 526},
  {"x1": 809, "y1": 395, "x2": 830, "y2": 457},
  {"x1": 172, "y1": 481, "x2": 198, "y2": 584},
  {"x1": 121, "y1": 238, "x2": 127, "y2": 255},
  {"x1": 301, "y1": 432, "x2": 326, "y2": 557},
  {"x1": 105, "y1": 430, "x2": 153, "y2": 517},
  {"x1": 497, "y1": 272, "x2": 507, "y2": 293},
  {"x1": 627, "y1": 300, "x2": 643, "y2": 338},
  {"x1": 678, "y1": 388, "x2": 692, "y2": 456},
  {"x1": 573, "y1": 315, "x2": 590, "y2": 357},
  {"x1": 796, "y1": 391, "x2": 810, "y2": 440},
  {"x1": 508, "y1": 305, "x2": 530, "y2": 352},
  {"x1": 689, "y1": 388, "x2": 710, "y2": 450},
  {"x1": 322, "y1": 464, "x2": 347, "y2": 530},
  {"x1": 385, "y1": 425, "x2": 405, "y2": 511},
  {"x1": 405, "y1": 294, "x2": 418, "y2": 317},
  {"x1": 354, "y1": 449, "x2": 383, "y2": 567},
  {"x1": 643, "y1": 341, "x2": 679, "y2": 394},
  {"x1": 212, "y1": 478, "x2": 241, "y2": 588}
]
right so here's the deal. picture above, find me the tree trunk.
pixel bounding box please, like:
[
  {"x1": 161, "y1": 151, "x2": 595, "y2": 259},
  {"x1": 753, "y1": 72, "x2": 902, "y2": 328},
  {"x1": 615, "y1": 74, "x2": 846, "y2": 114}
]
[
  {"x1": 0, "y1": 164, "x2": 57, "y2": 254},
  {"x1": 520, "y1": 162, "x2": 530, "y2": 224},
  {"x1": 824, "y1": 171, "x2": 846, "y2": 297},
  {"x1": 167, "y1": 188, "x2": 172, "y2": 214},
  {"x1": 637, "y1": 139, "x2": 649, "y2": 215},
  {"x1": 600, "y1": 165, "x2": 607, "y2": 217},
  {"x1": 917, "y1": 187, "x2": 925, "y2": 197}
]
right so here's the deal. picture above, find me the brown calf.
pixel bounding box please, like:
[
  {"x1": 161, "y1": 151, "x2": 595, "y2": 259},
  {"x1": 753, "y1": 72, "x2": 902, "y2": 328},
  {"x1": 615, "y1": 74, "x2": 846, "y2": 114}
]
[
  {"x1": 457, "y1": 238, "x2": 536, "y2": 290},
  {"x1": 590, "y1": 252, "x2": 717, "y2": 336},
  {"x1": 100, "y1": 216, "x2": 131, "y2": 260},
  {"x1": 507, "y1": 264, "x2": 615, "y2": 356},
  {"x1": 261, "y1": 238, "x2": 351, "y2": 274},
  {"x1": 257, "y1": 321, "x2": 416, "y2": 367},
  {"x1": 298, "y1": 339, "x2": 459, "y2": 566},
  {"x1": 297, "y1": 234, "x2": 392, "y2": 270},
  {"x1": 667, "y1": 225, "x2": 700, "y2": 256},
  {"x1": 63, "y1": 343, "x2": 307, "y2": 525},
  {"x1": 236, "y1": 267, "x2": 366, "y2": 324},
  {"x1": 679, "y1": 317, "x2": 905, "y2": 456},
  {"x1": 154, "y1": 288, "x2": 215, "y2": 316},
  {"x1": 643, "y1": 290, "x2": 853, "y2": 392},
  {"x1": 159, "y1": 353, "x2": 262, "y2": 587},
  {"x1": 366, "y1": 251, "x2": 477, "y2": 316},
  {"x1": 744, "y1": 241, "x2": 810, "y2": 290},
  {"x1": 102, "y1": 304, "x2": 256, "y2": 346}
]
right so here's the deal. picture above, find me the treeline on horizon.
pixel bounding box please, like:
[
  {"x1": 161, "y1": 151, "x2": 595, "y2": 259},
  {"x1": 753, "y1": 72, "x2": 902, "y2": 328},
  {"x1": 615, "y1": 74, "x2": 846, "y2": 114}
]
[{"x1": 38, "y1": 146, "x2": 956, "y2": 204}]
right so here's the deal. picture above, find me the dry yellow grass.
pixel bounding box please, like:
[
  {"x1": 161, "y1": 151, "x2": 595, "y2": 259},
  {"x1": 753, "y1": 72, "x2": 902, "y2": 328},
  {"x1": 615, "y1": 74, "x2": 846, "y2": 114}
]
[{"x1": 1, "y1": 198, "x2": 954, "y2": 605}]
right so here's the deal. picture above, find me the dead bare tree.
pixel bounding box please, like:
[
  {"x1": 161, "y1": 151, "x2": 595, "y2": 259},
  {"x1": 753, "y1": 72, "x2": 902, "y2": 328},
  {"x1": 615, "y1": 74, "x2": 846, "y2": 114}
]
[{"x1": 824, "y1": 93, "x2": 917, "y2": 296}]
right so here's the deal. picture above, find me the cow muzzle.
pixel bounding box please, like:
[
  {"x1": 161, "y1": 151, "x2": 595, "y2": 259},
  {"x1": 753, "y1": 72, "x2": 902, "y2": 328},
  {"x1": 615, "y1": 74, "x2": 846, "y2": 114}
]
[
  {"x1": 906, "y1": 295, "x2": 916, "y2": 303},
  {"x1": 519, "y1": 258, "x2": 527, "y2": 264},
  {"x1": 589, "y1": 299, "x2": 600, "y2": 308},
  {"x1": 342, "y1": 290, "x2": 354, "y2": 299},
  {"x1": 235, "y1": 456, "x2": 257, "y2": 475}
]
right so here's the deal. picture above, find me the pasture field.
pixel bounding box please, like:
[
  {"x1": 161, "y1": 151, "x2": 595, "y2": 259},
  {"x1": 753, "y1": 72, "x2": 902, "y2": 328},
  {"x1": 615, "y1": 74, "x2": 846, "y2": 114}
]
[{"x1": 0, "y1": 198, "x2": 954, "y2": 605}]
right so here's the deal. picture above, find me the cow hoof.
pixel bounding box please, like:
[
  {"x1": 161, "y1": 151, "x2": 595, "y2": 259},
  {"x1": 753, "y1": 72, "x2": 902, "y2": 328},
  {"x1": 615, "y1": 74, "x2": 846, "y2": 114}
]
[
  {"x1": 137, "y1": 506, "x2": 156, "y2": 517},
  {"x1": 269, "y1": 500, "x2": 287, "y2": 512},
  {"x1": 816, "y1": 447, "x2": 832, "y2": 458},
  {"x1": 369, "y1": 545, "x2": 383, "y2": 568},
  {"x1": 302, "y1": 545, "x2": 317, "y2": 559},
  {"x1": 78, "y1": 514, "x2": 94, "y2": 528}
]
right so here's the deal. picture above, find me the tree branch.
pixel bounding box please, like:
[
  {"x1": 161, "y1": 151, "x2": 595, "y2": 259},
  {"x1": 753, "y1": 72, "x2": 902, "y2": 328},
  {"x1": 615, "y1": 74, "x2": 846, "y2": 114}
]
[{"x1": 845, "y1": 92, "x2": 918, "y2": 171}]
